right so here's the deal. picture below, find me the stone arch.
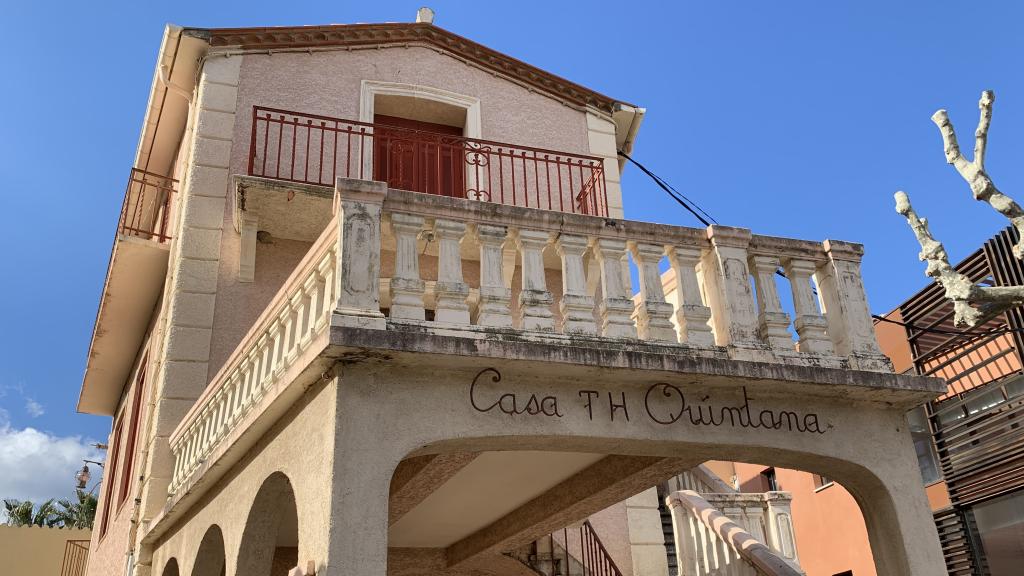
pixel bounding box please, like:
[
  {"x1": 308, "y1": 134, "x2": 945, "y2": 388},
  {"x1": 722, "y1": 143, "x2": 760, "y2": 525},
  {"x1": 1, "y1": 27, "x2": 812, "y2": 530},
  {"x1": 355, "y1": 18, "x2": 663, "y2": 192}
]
[
  {"x1": 160, "y1": 558, "x2": 179, "y2": 576},
  {"x1": 191, "y1": 525, "x2": 225, "y2": 576},
  {"x1": 236, "y1": 471, "x2": 300, "y2": 576},
  {"x1": 405, "y1": 434, "x2": 933, "y2": 576}
]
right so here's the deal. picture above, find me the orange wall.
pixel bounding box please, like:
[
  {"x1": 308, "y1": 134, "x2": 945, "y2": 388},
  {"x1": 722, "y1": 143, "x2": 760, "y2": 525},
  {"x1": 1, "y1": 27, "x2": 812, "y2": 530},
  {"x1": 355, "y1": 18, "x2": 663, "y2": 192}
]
[{"x1": 731, "y1": 463, "x2": 877, "y2": 576}]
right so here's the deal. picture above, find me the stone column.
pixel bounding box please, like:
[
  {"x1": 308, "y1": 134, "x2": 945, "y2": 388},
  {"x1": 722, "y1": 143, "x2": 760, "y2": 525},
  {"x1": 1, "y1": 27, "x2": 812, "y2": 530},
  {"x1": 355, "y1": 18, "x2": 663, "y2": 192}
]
[
  {"x1": 334, "y1": 178, "x2": 386, "y2": 330},
  {"x1": 554, "y1": 234, "x2": 597, "y2": 335},
  {"x1": 474, "y1": 225, "x2": 513, "y2": 328},
  {"x1": 630, "y1": 242, "x2": 678, "y2": 342},
  {"x1": 665, "y1": 246, "x2": 715, "y2": 347},
  {"x1": 749, "y1": 255, "x2": 794, "y2": 351},
  {"x1": 433, "y1": 219, "x2": 471, "y2": 325},
  {"x1": 593, "y1": 239, "x2": 637, "y2": 338},
  {"x1": 625, "y1": 488, "x2": 670, "y2": 576},
  {"x1": 239, "y1": 212, "x2": 258, "y2": 282},
  {"x1": 514, "y1": 229, "x2": 555, "y2": 331},
  {"x1": 783, "y1": 258, "x2": 834, "y2": 355},
  {"x1": 701, "y1": 226, "x2": 760, "y2": 349},
  {"x1": 763, "y1": 492, "x2": 800, "y2": 569},
  {"x1": 387, "y1": 213, "x2": 426, "y2": 321},
  {"x1": 816, "y1": 240, "x2": 891, "y2": 371}
]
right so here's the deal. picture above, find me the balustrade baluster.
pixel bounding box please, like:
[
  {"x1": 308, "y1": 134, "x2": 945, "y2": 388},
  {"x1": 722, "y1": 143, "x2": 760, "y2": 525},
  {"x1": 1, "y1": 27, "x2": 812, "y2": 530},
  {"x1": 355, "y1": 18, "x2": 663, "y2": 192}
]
[
  {"x1": 749, "y1": 255, "x2": 795, "y2": 351},
  {"x1": 388, "y1": 212, "x2": 427, "y2": 321},
  {"x1": 593, "y1": 239, "x2": 636, "y2": 338},
  {"x1": 816, "y1": 240, "x2": 890, "y2": 370},
  {"x1": 703, "y1": 226, "x2": 760, "y2": 349},
  {"x1": 474, "y1": 224, "x2": 513, "y2": 328},
  {"x1": 630, "y1": 242, "x2": 678, "y2": 342},
  {"x1": 666, "y1": 246, "x2": 716, "y2": 347},
  {"x1": 554, "y1": 234, "x2": 597, "y2": 335},
  {"x1": 433, "y1": 219, "x2": 471, "y2": 324},
  {"x1": 514, "y1": 229, "x2": 555, "y2": 331},
  {"x1": 783, "y1": 258, "x2": 834, "y2": 355}
]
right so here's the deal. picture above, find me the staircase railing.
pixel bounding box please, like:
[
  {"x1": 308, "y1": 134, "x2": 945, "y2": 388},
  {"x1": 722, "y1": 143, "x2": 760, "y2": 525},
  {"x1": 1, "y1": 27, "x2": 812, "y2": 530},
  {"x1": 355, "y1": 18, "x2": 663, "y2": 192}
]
[
  {"x1": 667, "y1": 490, "x2": 802, "y2": 576},
  {"x1": 509, "y1": 520, "x2": 624, "y2": 576}
]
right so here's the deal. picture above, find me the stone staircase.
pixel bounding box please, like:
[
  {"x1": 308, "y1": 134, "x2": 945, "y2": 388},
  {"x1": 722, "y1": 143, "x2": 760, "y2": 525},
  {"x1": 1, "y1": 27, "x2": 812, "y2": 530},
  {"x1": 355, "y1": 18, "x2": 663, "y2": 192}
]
[{"x1": 661, "y1": 467, "x2": 804, "y2": 576}]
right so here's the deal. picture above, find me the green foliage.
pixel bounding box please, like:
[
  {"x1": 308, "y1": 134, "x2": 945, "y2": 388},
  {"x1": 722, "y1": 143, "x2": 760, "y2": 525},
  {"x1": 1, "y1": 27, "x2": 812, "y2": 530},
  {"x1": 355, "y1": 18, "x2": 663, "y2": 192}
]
[
  {"x1": 3, "y1": 498, "x2": 60, "y2": 527},
  {"x1": 54, "y1": 490, "x2": 98, "y2": 530},
  {"x1": 3, "y1": 491, "x2": 98, "y2": 529}
]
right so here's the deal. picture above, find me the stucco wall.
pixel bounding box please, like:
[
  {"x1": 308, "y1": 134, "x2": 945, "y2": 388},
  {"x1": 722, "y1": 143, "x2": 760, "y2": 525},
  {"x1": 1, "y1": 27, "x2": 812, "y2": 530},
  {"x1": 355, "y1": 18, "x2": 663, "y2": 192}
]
[
  {"x1": 208, "y1": 232, "x2": 314, "y2": 377},
  {"x1": 0, "y1": 525, "x2": 92, "y2": 576},
  {"x1": 733, "y1": 463, "x2": 878, "y2": 576},
  {"x1": 149, "y1": 377, "x2": 337, "y2": 576},
  {"x1": 230, "y1": 47, "x2": 591, "y2": 176}
]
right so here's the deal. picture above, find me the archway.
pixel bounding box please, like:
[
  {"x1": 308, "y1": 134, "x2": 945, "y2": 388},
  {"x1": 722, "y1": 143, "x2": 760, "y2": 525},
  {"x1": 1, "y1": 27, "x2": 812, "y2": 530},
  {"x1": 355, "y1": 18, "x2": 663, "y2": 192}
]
[
  {"x1": 160, "y1": 558, "x2": 179, "y2": 576},
  {"x1": 237, "y1": 471, "x2": 300, "y2": 576},
  {"x1": 191, "y1": 525, "x2": 225, "y2": 576}
]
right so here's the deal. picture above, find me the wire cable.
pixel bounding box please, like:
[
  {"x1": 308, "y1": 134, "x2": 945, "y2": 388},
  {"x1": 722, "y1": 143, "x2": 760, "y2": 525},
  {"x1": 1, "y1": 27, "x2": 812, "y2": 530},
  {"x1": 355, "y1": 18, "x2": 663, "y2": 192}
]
[{"x1": 618, "y1": 150, "x2": 718, "y2": 226}]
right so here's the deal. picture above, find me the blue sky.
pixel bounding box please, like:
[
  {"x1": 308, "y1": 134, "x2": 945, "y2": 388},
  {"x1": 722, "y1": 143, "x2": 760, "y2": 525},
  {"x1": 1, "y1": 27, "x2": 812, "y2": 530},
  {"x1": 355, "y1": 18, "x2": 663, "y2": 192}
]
[{"x1": 0, "y1": 1, "x2": 1022, "y2": 501}]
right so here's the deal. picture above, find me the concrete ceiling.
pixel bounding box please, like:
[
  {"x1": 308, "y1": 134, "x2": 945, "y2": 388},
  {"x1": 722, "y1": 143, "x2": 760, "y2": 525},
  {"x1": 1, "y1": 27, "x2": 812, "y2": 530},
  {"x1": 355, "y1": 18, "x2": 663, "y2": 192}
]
[{"x1": 388, "y1": 451, "x2": 605, "y2": 548}]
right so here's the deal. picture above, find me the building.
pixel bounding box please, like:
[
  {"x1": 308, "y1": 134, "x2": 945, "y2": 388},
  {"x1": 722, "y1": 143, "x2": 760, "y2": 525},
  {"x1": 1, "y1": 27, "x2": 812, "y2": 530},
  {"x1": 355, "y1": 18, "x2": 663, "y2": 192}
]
[
  {"x1": 877, "y1": 226, "x2": 1024, "y2": 575},
  {"x1": 77, "y1": 12, "x2": 947, "y2": 576}
]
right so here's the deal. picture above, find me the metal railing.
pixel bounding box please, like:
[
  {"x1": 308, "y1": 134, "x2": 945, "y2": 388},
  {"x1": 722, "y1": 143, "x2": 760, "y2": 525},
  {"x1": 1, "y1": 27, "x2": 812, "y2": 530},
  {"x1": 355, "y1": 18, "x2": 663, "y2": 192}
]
[
  {"x1": 61, "y1": 540, "x2": 90, "y2": 576},
  {"x1": 119, "y1": 168, "x2": 176, "y2": 242},
  {"x1": 247, "y1": 106, "x2": 609, "y2": 216},
  {"x1": 510, "y1": 520, "x2": 623, "y2": 576}
]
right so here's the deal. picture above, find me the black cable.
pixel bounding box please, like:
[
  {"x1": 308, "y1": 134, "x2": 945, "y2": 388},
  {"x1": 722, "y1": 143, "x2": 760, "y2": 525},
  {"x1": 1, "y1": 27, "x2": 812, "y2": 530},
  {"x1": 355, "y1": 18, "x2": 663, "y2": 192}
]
[{"x1": 617, "y1": 150, "x2": 718, "y2": 226}]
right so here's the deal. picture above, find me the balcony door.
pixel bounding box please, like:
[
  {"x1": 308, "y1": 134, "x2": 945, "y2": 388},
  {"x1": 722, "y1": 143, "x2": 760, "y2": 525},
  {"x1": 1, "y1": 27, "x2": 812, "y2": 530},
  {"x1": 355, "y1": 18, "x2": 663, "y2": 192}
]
[{"x1": 373, "y1": 114, "x2": 466, "y2": 198}]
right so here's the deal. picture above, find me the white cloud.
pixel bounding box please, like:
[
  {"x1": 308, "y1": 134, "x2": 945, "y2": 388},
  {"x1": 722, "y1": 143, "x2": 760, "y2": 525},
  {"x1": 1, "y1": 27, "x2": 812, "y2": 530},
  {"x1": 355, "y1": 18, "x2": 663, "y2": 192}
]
[
  {"x1": 0, "y1": 423, "x2": 104, "y2": 505},
  {"x1": 24, "y1": 399, "x2": 44, "y2": 418}
]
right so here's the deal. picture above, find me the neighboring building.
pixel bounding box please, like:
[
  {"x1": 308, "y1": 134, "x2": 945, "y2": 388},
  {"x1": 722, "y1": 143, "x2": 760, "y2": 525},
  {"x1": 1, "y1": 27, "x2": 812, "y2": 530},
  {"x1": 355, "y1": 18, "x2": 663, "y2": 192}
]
[
  {"x1": 0, "y1": 525, "x2": 91, "y2": 576},
  {"x1": 877, "y1": 227, "x2": 1024, "y2": 575},
  {"x1": 77, "y1": 12, "x2": 947, "y2": 576}
]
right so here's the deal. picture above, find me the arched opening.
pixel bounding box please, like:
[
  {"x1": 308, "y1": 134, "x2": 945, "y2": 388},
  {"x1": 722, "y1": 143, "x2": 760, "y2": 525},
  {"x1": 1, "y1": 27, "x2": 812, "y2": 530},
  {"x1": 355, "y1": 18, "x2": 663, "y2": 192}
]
[
  {"x1": 191, "y1": 525, "x2": 225, "y2": 576},
  {"x1": 237, "y1": 471, "x2": 300, "y2": 576},
  {"x1": 160, "y1": 558, "x2": 179, "y2": 576},
  {"x1": 382, "y1": 434, "x2": 926, "y2": 576}
]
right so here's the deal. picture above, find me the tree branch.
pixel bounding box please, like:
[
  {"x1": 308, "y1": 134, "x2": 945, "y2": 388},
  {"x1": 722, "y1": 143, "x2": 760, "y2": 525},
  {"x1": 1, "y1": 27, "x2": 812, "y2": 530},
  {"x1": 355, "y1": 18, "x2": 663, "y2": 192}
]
[
  {"x1": 933, "y1": 90, "x2": 1024, "y2": 259},
  {"x1": 894, "y1": 191, "x2": 984, "y2": 327},
  {"x1": 975, "y1": 89, "x2": 994, "y2": 169},
  {"x1": 895, "y1": 191, "x2": 1024, "y2": 327}
]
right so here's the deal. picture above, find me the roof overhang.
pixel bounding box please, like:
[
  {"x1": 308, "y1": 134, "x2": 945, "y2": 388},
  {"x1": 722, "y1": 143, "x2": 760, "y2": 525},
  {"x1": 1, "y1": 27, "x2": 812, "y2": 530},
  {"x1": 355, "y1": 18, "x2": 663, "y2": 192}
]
[{"x1": 78, "y1": 26, "x2": 207, "y2": 416}]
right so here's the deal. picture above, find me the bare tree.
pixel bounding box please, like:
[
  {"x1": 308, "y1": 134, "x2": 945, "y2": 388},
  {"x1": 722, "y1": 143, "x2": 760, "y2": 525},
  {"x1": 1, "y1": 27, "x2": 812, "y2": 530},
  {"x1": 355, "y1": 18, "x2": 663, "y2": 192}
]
[{"x1": 895, "y1": 90, "x2": 1024, "y2": 327}]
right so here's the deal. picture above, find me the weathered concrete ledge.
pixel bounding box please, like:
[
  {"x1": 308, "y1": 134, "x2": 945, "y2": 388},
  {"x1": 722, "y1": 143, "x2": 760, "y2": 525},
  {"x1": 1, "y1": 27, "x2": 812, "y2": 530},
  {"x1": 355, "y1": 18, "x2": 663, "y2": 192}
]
[{"x1": 328, "y1": 321, "x2": 945, "y2": 407}]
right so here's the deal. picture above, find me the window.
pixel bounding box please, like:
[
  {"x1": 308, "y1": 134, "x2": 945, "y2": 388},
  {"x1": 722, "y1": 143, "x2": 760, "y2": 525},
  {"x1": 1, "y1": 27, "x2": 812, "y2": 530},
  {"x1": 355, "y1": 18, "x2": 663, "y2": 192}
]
[
  {"x1": 118, "y1": 360, "x2": 147, "y2": 508},
  {"x1": 906, "y1": 405, "x2": 942, "y2": 484},
  {"x1": 761, "y1": 467, "x2": 780, "y2": 492},
  {"x1": 833, "y1": 571, "x2": 853, "y2": 576},
  {"x1": 99, "y1": 418, "x2": 124, "y2": 538},
  {"x1": 812, "y1": 473, "x2": 834, "y2": 490}
]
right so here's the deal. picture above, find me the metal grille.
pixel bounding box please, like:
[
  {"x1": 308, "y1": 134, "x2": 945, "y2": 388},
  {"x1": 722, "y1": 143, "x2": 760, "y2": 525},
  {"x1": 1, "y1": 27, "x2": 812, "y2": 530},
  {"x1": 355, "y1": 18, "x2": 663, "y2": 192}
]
[
  {"x1": 933, "y1": 509, "x2": 989, "y2": 576},
  {"x1": 60, "y1": 540, "x2": 90, "y2": 576},
  {"x1": 118, "y1": 168, "x2": 176, "y2": 243}
]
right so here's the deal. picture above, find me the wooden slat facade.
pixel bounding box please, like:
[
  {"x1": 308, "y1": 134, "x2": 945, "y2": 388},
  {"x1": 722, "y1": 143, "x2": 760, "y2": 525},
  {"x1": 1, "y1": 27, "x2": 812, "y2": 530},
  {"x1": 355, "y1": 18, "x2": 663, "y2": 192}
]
[{"x1": 898, "y1": 227, "x2": 1024, "y2": 574}]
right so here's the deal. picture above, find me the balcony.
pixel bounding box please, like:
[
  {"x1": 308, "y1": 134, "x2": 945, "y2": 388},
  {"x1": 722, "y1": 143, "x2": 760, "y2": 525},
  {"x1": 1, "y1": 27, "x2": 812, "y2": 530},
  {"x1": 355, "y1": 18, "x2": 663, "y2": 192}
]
[
  {"x1": 247, "y1": 106, "x2": 609, "y2": 216},
  {"x1": 79, "y1": 168, "x2": 177, "y2": 415},
  {"x1": 166, "y1": 176, "x2": 916, "y2": 497}
]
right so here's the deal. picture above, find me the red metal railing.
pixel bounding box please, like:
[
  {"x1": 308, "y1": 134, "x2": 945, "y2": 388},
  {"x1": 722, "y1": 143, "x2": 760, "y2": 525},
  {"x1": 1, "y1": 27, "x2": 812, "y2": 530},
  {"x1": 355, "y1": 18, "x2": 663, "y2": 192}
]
[
  {"x1": 60, "y1": 540, "x2": 90, "y2": 576},
  {"x1": 118, "y1": 168, "x2": 176, "y2": 242},
  {"x1": 247, "y1": 106, "x2": 609, "y2": 216}
]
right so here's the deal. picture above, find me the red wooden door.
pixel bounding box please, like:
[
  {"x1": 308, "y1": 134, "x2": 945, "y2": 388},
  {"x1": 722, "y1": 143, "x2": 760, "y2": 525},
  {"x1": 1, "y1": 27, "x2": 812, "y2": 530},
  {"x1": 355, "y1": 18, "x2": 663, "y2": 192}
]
[{"x1": 373, "y1": 114, "x2": 465, "y2": 197}]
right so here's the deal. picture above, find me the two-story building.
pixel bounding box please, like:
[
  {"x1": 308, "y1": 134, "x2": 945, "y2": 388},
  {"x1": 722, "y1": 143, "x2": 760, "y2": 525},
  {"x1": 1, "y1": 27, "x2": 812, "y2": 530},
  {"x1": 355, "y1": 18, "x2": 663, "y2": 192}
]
[{"x1": 78, "y1": 12, "x2": 948, "y2": 576}]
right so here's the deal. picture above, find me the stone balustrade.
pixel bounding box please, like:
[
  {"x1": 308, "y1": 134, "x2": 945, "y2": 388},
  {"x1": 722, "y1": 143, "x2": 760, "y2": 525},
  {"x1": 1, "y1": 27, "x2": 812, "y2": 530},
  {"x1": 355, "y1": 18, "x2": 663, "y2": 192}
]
[
  {"x1": 166, "y1": 176, "x2": 892, "y2": 495},
  {"x1": 168, "y1": 213, "x2": 340, "y2": 494},
  {"x1": 667, "y1": 490, "x2": 803, "y2": 576},
  {"x1": 350, "y1": 178, "x2": 889, "y2": 371}
]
